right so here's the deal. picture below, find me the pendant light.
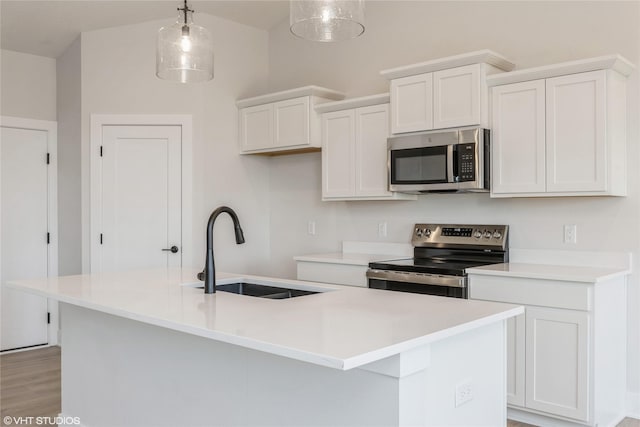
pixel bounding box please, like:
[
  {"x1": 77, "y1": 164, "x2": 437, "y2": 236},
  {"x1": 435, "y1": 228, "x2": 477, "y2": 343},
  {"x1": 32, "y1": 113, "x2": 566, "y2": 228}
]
[
  {"x1": 290, "y1": 0, "x2": 365, "y2": 42},
  {"x1": 156, "y1": 0, "x2": 213, "y2": 83}
]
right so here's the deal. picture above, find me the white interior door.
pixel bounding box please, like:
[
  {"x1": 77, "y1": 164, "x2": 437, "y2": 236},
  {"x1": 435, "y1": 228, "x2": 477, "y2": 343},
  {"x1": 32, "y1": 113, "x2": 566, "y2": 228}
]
[
  {"x1": 98, "y1": 125, "x2": 182, "y2": 273},
  {"x1": 0, "y1": 126, "x2": 50, "y2": 351}
]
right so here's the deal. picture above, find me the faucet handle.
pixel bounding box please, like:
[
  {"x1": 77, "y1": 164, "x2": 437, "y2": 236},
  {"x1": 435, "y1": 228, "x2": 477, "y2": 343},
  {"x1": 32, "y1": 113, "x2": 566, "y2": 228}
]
[{"x1": 197, "y1": 271, "x2": 204, "y2": 281}]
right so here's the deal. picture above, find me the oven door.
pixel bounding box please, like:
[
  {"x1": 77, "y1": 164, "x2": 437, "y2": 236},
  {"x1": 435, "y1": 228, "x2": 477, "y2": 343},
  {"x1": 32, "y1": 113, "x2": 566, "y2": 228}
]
[{"x1": 366, "y1": 269, "x2": 467, "y2": 298}]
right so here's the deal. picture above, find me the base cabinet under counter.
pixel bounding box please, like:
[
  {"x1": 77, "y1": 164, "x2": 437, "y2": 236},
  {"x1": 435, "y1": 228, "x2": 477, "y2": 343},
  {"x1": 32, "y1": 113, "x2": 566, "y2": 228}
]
[
  {"x1": 296, "y1": 260, "x2": 368, "y2": 288},
  {"x1": 468, "y1": 268, "x2": 627, "y2": 427}
]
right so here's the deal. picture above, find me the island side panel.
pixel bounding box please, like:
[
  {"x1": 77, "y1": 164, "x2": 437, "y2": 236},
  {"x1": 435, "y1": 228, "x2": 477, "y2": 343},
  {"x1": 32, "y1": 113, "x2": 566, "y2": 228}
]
[
  {"x1": 421, "y1": 320, "x2": 507, "y2": 426},
  {"x1": 60, "y1": 303, "x2": 507, "y2": 427},
  {"x1": 59, "y1": 303, "x2": 404, "y2": 427}
]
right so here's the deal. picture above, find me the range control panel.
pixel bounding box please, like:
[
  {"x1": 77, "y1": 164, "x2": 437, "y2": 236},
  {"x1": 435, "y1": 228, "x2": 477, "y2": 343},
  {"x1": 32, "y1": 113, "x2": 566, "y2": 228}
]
[{"x1": 412, "y1": 224, "x2": 508, "y2": 250}]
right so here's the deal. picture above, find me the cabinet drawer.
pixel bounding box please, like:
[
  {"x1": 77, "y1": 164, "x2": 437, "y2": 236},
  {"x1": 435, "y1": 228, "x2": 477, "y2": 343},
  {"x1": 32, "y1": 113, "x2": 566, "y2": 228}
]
[
  {"x1": 469, "y1": 275, "x2": 591, "y2": 311},
  {"x1": 297, "y1": 262, "x2": 368, "y2": 287}
]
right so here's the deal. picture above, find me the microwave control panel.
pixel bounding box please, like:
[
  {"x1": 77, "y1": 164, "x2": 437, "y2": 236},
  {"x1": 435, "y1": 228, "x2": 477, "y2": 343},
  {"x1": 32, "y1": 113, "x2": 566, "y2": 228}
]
[{"x1": 457, "y1": 143, "x2": 476, "y2": 182}]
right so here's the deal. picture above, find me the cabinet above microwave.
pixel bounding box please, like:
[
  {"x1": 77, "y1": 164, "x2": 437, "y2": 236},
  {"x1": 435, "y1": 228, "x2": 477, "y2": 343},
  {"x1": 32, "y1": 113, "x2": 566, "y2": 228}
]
[{"x1": 380, "y1": 50, "x2": 515, "y2": 134}]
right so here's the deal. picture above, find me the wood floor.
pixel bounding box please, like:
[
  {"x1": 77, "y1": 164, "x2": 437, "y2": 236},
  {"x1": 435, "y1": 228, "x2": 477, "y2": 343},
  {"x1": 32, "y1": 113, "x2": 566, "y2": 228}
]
[
  {"x1": 1, "y1": 346, "x2": 60, "y2": 427},
  {"x1": 1, "y1": 346, "x2": 638, "y2": 427}
]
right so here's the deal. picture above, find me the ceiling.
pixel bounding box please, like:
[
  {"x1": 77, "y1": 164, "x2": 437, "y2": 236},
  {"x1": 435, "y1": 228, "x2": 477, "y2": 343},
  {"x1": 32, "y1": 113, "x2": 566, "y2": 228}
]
[{"x1": 0, "y1": 1, "x2": 290, "y2": 58}]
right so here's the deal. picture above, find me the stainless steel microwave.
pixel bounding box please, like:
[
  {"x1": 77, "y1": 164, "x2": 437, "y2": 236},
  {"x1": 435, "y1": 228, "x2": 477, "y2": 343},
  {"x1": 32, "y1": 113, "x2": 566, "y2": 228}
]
[{"x1": 388, "y1": 126, "x2": 490, "y2": 193}]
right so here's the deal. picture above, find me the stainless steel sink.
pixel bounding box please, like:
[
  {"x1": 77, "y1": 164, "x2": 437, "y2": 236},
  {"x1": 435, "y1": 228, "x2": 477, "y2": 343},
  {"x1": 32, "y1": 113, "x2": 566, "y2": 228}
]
[{"x1": 188, "y1": 281, "x2": 319, "y2": 299}]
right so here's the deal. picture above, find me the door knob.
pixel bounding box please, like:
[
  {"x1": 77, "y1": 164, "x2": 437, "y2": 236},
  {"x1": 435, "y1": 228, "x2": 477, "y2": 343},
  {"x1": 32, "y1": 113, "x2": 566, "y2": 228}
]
[{"x1": 162, "y1": 246, "x2": 179, "y2": 253}]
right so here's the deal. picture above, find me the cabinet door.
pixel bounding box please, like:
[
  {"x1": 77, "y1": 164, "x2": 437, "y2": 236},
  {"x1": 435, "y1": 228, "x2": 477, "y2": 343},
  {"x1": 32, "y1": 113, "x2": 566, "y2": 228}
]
[
  {"x1": 355, "y1": 104, "x2": 391, "y2": 197},
  {"x1": 507, "y1": 313, "x2": 526, "y2": 407},
  {"x1": 239, "y1": 104, "x2": 273, "y2": 152},
  {"x1": 322, "y1": 110, "x2": 355, "y2": 198},
  {"x1": 546, "y1": 71, "x2": 606, "y2": 193},
  {"x1": 525, "y1": 306, "x2": 590, "y2": 421},
  {"x1": 390, "y1": 73, "x2": 433, "y2": 134},
  {"x1": 491, "y1": 80, "x2": 546, "y2": 195},
  {"x1": 433, "y1": 64, "x2": 481, "y2": 129},
  {"x1": 274, "y1": 96, "x2": 310, "y2": 148}
]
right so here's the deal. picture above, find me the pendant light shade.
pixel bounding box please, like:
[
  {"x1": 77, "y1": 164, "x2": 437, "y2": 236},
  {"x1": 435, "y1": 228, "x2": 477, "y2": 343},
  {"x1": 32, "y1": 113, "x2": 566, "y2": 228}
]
[
  {"x1": 290, "y1": 0, "x2": 365, "y2": 42},
  {"x1": 156, "y1": 1, "x2": 213, "y2": 83}
]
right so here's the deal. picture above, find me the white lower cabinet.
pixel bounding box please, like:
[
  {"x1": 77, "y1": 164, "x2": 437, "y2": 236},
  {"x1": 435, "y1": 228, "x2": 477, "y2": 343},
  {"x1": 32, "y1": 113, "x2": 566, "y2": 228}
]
[
  {"x1": 469, "y1": 272, "x2": 627, "y2": 426},
  {"x1": 296, "y1": 261, "x2": 368, "y2": 288},
  {"x1": 506, "y1": 314, "x2": 526, "y2": 407},
  {"x1": 525, "y1": 306, "x2": 589, "y2": 421}
]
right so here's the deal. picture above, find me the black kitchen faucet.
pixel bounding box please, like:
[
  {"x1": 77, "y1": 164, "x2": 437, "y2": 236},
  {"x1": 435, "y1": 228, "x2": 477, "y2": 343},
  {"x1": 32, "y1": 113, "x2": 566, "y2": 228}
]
[{"x1": 198, "y1": 206, "x2": 245, "y2": 293}]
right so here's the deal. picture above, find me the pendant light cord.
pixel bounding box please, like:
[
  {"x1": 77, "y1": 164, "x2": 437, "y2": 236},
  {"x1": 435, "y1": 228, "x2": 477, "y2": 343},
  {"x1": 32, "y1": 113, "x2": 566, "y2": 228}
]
[{"x1": 178, "y1": 0, "x2": 193, "y2": 26}]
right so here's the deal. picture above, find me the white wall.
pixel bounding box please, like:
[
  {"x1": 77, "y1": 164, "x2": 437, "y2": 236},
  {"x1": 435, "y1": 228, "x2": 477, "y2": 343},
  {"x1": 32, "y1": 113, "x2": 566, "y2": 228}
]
[
  {"x1": 266, "y1": 0, "x2": 640, "y2": 407},
  {"x1": 79, "y1": 15, "x2": 271, "y2": 275},
  {"x1": 0, "y1": 49, "x2": 56, "y2": 121},
  {"x1": 57, "y1": 37, "x2": 82, "y2": 276}
]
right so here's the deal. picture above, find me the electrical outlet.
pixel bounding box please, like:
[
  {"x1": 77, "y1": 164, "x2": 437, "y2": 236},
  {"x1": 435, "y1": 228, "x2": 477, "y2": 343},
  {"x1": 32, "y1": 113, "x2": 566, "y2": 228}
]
[
  {"x1": 563, "y1": 224, "x2": 577, "y2": 244},
  {"x1": 455, "y1": 379, "x2": 473, "y2": 407},
  {"x1": 307, "y1": 221, "x2": 316, "y2": 236},
  {"x1": 378, "y1": 222, "x2": 388, "y2": 238}
]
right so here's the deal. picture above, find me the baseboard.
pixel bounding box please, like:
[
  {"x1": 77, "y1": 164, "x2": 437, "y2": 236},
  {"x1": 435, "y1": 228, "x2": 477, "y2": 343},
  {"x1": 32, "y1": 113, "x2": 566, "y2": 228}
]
[
  {"x1": 0, "y1": 343, "x2": 51, "y2": 355},
  {"x1": 508, "y1": 408, "x2": 584, "y2": 427},
  {"x1": 628, "y1": 391, "x2": 640, "y2": 419}
]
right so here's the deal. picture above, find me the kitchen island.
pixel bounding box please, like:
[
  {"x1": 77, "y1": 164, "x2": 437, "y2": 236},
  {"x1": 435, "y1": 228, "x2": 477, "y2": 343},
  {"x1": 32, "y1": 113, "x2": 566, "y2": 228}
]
[{"x1": 7, "y1": 268, "x2": 523, "y2": 427}]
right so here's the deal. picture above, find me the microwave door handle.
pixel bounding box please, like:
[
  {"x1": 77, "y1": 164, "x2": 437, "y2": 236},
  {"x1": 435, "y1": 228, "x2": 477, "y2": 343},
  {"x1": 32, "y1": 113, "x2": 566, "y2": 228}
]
[{"x1": 447, "y1": 145, "x2": 455, "y2": 183}]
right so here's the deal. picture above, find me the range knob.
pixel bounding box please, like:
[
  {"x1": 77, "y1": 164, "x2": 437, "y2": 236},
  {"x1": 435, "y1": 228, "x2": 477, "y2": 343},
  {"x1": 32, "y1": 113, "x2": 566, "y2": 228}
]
[
  {"x1": 424, "y1": 228, "x2": 432, "y2": 237},
  {"x1": 473, "y1": 230, "x2": 482, "y2": 239},
  {"x1": 493, "y1": 230, "x2": 502, "y2": 239},
  {"x1": 483, "y1": 230, "x2": 492, "y2": 239},
  {"x1": 415, "y1": 227, "x2": 423, "y2": 237}
]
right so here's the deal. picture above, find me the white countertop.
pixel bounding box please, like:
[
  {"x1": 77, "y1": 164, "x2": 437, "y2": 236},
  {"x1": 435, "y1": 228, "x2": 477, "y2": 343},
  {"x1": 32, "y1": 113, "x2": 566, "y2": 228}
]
[
  {"x1": 466, "y1": 262, "x2": 630, "y2": 283},
  {"x1": 293, "y1": 252, "x2": 410, "y2": 266},
  {"x1": 6, "y1": 268, "x2": 522, "y2": 370}
]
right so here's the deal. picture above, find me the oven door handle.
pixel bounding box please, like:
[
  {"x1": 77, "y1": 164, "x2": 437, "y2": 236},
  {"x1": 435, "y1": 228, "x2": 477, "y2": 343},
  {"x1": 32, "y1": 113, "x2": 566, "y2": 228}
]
[{"x1": 366, "y1": 269, "x2": 466, "y2": 288}]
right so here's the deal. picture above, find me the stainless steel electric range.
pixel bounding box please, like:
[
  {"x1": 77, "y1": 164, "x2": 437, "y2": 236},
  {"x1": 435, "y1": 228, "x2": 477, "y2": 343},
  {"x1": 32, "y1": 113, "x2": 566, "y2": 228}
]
[{"x1": 367, "y1": 224, "x2": 509, "y2": 298}]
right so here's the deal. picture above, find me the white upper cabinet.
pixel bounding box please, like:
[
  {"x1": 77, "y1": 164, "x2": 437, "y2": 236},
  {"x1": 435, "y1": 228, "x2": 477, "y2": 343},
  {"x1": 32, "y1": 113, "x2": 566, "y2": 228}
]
[
  {"x1": 237, "y1": 86, "x2": 344, "y2": 155},
  {"x1": 355, "y1": 104, "x2": 392, "y2": 196},
  {"x1": 488, "y1": 55, "x2": 634, "y2": 197},
  {"x1": 491, "y1": 80, "x2": 546, "y2": 194},
  {"x1": 389, "y1": 73, "x2": 433, "y2": 134},
  {"x1": 318, "y1": 94, "x2": 415, "y2": 201},
  {"x1": 322, "y1": 109, "x2": 355, "y2": 198},
  {"x1": 239, "y1": 103, "x2": 273, "y2": 152},
  {"x1": 545, "y1": 71, "x2": 606, "y2": 193},
  {"x1": 433, "y1": 64, "x2": 482, "y2": 129},
  {"x1": 273, "y1": 97, "x2": 310, "y2": 148},
  {"x1": 381, "y1": 50, "x2": 515, "y2": 134}
]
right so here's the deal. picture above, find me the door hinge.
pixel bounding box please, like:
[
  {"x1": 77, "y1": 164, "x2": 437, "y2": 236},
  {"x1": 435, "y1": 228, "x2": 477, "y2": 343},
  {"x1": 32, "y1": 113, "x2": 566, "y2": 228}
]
[
  {"x1": 47, "y1": 312, "x2": 51, "y2": 324},
  {"x1": 100, "y1": 146, "x2": 103, "y2": 157},
  {"x1": 47, "y1": 232, "x2": 50, "y2": 244},
  {"x1": 100, "y1": 233, "x2": 103, "y2": 245},
  {"x1": 46, "y1": 153, "x2": 50, "y2": 164}
]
